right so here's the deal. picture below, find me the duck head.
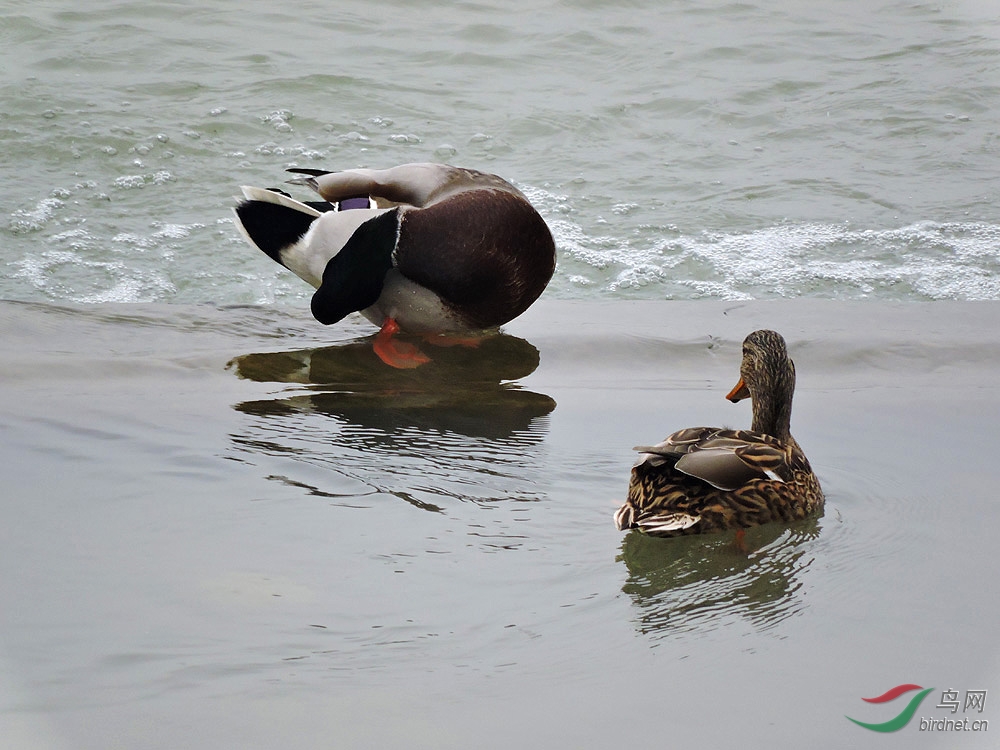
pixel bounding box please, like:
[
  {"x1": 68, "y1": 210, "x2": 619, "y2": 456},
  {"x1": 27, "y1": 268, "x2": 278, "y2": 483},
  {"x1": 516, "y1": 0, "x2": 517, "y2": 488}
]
[{"x1": 725, "y1": 329, "x2": 796, "y2": 441}]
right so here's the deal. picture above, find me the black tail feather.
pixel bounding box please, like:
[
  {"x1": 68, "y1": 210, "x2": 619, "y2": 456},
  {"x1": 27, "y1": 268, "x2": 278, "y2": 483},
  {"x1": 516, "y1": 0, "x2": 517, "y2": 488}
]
[
  {"x1": 305, "y1": 200, "x2": 336, "y2": 213},
  {"x1": 234, "y1": 200, "x2": 316, "y2": 266},
  {"x1": 286, "y1": 167, "x2": 331, "y2": 177}
]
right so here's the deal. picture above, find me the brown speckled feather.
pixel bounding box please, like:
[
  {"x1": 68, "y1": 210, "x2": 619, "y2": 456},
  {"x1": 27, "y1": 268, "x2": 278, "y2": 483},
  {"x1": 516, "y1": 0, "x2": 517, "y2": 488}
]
[{"x1": 615, "y1": 330, "x2": 824, "y2": 537}]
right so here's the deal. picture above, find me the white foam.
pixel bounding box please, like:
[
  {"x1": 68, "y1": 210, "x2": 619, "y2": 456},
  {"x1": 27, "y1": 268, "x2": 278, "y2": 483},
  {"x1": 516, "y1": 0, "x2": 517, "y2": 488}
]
[
  {"x1": 152, "y1": 222, "x2": 203, "y2": 239},
  {"x1": 112, "y1": 233, "x2": 157, "y2": 250},
  {"x1": 109, "y1": 171, "x2": 174, "y2": 190},
  {"x1": 75, "y1": 273, "x2": 175, "y2": 304},
  {"x1": 112, "y1": 175, "x2": 147, "y2": 189},
  {"x1": 522, "y1": 185, "x2": 1000, "y2": 301},
  {"x1": 262, "y1": 109, "x2": 293, "y2": 133},
  {"x1": 8, "y1": 198, "x2": 64, "y2": 233}
]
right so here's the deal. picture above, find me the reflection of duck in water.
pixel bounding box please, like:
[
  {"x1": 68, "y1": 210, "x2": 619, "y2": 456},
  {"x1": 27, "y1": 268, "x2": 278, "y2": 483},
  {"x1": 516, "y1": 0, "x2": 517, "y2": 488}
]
[
  {"x1": 618, "y1": 519, "x2": 821, "y2": 638},
  {"x1": 615, "y1": 330, "x2": 824, "y2": 537},
  {"x1": 232, "y1": 163, "x2": 556, "y2": 369},
  {"x1": 227, "y1": 332, "x2": 555, "y2": 512},
  {"x1": 228, "y1": 332, "x2": 555, "y2": 441}
]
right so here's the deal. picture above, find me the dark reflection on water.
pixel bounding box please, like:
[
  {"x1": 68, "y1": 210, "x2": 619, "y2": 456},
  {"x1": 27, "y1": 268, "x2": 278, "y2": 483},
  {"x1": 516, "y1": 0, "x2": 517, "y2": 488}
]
[
  {"x1": 226, "y1": 332, "x2": 556, "y2": 510},
  {"x1": 617, "y1": 518, "x2": 822, "y2": 640}
]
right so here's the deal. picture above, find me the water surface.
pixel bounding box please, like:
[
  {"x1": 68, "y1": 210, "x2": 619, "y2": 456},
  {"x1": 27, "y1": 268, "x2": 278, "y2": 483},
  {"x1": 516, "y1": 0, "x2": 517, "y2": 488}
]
[
  {"x1": 2, "y1": 300, "x2": 998, "y2": 748},
  {"x1": 4, "y1": 0, "x2": 1000, "y2": 306},
  {"x1": 3, "y1": 0, "x2": 1000, "y2": 746}
]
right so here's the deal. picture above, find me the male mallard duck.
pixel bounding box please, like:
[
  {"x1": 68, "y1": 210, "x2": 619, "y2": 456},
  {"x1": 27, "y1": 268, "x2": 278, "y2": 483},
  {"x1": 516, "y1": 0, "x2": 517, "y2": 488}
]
[
  {"x1": 614, "y1": 329, "x2": 824, "y2": 536},
  {"x1": 233, "y1": 163, "x2": 556, "y2": 368}
]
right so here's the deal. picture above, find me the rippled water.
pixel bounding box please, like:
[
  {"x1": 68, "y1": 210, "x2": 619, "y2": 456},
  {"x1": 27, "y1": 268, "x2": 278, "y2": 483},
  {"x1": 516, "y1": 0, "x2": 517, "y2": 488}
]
[
  {"x1": 4, "y1": 2, "x2": 1000, "y2": 747},
  {"x1": 4, "y1": 0, "x2": 1000, "y2": 308},
  {"x1": 3, "y1": 299, "x2": 1000, "y2": 747}
]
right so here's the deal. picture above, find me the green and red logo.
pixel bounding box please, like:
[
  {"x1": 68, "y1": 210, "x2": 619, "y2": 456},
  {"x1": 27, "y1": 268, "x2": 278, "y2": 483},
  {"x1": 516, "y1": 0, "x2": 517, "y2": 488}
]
[{"x1": 846, "y1": 684, "x2": 935, "y2": 732}]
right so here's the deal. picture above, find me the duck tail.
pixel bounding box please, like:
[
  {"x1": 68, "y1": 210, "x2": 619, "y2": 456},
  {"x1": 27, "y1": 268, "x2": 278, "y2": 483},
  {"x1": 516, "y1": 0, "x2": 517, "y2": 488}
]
[
  {"x1": 614, "y1": 502, "x2": 637, "y2": 531},
  {"x1": 232, "y1": 187, "x2": 323, "y2": 266}
]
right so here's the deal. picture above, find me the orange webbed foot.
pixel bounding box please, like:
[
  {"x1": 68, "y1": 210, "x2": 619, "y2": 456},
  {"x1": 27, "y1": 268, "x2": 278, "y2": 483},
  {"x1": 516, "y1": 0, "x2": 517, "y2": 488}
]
[
  {"x1": 734, "y1": 528, "x2": 750, "y2": 555},
  {"x1": 373, "y1": 318, "x2": 431, "y2": 369}
]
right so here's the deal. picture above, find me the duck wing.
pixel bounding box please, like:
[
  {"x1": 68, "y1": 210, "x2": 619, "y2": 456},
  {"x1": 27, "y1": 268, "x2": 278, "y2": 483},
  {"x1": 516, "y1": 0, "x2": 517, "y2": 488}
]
[
  {"x1": 287, "y1": 163, "x2": 525, "y2": 208},
  {"x1": 634, "y1": 427, "x2": 790, "y2": 491}
]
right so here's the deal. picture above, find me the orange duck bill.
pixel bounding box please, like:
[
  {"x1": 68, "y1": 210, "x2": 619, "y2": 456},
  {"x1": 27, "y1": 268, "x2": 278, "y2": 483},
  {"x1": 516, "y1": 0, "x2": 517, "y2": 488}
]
[{"x1": 726, "y1": 377, "x2": 750, "y2": 402}]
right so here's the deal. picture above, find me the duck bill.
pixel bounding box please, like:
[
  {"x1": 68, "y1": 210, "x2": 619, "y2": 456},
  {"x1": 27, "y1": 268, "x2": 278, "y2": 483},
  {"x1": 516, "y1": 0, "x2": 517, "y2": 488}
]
[{"x1": 726, "y1": 378, "x2": 750, "y2": 403}]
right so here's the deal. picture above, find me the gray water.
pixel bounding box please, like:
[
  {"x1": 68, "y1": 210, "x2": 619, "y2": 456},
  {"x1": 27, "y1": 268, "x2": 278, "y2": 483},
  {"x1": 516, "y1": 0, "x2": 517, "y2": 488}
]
[
  {"x1": 4, "y1": 299, "x2": 1000, "y2": 749},
  {"x1": 3, "y1": 1, "x2": 1000, "y2": 748},
  {"x1": 4, "y1": 0, "x2": 1000, "y2": 306}
]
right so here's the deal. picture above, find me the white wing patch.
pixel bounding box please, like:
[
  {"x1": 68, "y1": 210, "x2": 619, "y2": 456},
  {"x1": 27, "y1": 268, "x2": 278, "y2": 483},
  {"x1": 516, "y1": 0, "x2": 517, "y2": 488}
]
[
  {"x1": 283, "y1": 208, "x2": 391, "y2": 290},
  {"x1": 637, "y1": 512, "x2": 700, "y2": 534}
]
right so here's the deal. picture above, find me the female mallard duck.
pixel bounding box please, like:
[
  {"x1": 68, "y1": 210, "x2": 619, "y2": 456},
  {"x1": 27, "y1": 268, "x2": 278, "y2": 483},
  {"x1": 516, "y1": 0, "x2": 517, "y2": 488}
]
[
  {"x1": 614, "y1": 329, "x2": 823, "y2": 537},
  {"x1": 233, "y1": 163, "x2": 556, "y2": 368}
]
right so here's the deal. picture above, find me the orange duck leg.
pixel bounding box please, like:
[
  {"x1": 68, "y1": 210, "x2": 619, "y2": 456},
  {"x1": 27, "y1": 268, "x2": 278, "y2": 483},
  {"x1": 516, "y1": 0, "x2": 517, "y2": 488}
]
[{"x1": 373, "y1": 318, "x2": 432, "y2": 369}]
